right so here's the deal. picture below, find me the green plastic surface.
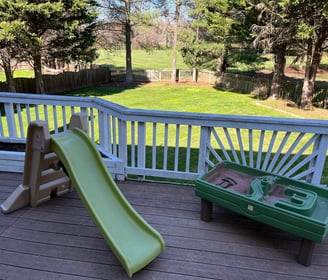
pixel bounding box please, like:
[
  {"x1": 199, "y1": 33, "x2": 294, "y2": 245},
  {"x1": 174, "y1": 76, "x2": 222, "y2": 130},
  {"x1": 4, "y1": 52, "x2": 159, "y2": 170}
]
[
  {"x1": 195, "y1": 161, "x2": 328, "y2": 243},
  {"x1": 50, "y1": 129, "x2": 165, "y2": 277}
]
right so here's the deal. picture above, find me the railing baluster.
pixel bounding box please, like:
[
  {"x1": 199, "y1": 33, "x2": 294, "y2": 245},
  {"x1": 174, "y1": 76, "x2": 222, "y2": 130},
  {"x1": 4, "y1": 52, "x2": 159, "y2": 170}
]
[
  {"x1": 35, "y1": 104, "x2": 40, "y2": 120},
  {"x1": 137, "y1": 121, "x2": 146, "y2": 171},
  {"x1": 237, "y1": 128, "x2": 246, "y2": 165},
  {"x1": 52, "y1": 105, "x2": 58, "y2": 134},
  {"x1": 273, "y1": 132, "x2": 305, "y2": 174},
  {"x1": 163, "y1": 123, "x2": 169, "y2": 170},
  {"x1": 62, "y1": 106, "x2": 67, "y2": 132},
  {"x1": 224, "y1": 127, "x2": 239, "y2": 163},
  {"x1": 131, "y1": 121, "x2": 136, "y2": 167},
  {"x1": 26, "y1": 104, "x2": 31, "y2": 124},
  {"x1": 0, "y1": 111, "x2": 4, "y2": 136},
  {"x1": 267, "y1": 131, "x2": 291, "y2": 172},
  {"x1": 112, "y1": 116, "x2": 117, "y2": 156},
  {"x1": 152, "y1": 123, "x2": 157, "y2": 169},
  {"x1": 106, "y1": 115, "x2": 112, "y2": 153},
  {"x1": 248, "y1": 129, "x2": 254, "y2": 168},
  {"x1": 5, "y1": 103, "x2": 16, "y2": 138},
  {"x1": 262, "y1": 130, "x2": 278, "y2": 170},
  {"x1": 256, "y1": 130, "x2": 265, "y2": 169},
  {"x1": 44, "y1": 105, "x2": 49, "y2": 124},
  {"x1": 285, "y1": 153, "x2": 317, "y2": 178},
  {"x1": 16, "y1": 104, "x2": 24, "y2": 138},
  {"x1": 185, "y1": 125, "x2": 192, "y2": 172},
  {"x1": 279, "y1": 134, "x2": 317, "y2": 176},
  {"x1": 174, "y1": 124, "x2": 180, "y2": 171},
  {"x1": 90, "y1": 108, "x2": 95, "y2": 141},
  {"x1": 211, "y1": 128, "x2": 231, "y2": 161}
]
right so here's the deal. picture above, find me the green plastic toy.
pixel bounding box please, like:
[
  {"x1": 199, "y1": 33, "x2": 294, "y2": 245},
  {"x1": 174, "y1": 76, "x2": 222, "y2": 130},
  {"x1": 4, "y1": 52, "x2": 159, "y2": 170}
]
[
  {"x1": 195, "y1": 161, "x2": 328, "y2": 266},
  {"x1": 1, "y1": 115, "x2": 165, "y2": 277},
  {"x1": 51, "y1": 128, "x2": 165, "y2": 277}
]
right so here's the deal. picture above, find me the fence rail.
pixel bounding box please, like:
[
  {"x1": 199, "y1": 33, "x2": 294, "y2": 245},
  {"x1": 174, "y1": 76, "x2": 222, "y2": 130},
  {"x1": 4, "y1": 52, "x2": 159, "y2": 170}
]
[
  {"x1": 0, "y1": 67, "x2": 110, "y2": 93},
  {"x1": 1, "y1": 92, "x2": 328, "y2": 185},
  {"x1": 1, "y1": 67, "x2": 327, "y2": 107}
]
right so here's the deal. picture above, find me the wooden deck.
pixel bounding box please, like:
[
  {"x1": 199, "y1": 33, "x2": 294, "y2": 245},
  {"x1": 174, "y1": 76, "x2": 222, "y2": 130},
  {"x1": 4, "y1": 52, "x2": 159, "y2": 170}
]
[{"x1": 1, "y1": 172, "x2": 328, "y2": 280}]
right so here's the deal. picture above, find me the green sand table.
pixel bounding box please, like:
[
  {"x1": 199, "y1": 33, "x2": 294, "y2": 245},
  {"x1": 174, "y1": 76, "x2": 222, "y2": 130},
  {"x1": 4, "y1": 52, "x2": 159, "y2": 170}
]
[{"x1": 195, "y1": 161, "x2": 328, "y2": 265}]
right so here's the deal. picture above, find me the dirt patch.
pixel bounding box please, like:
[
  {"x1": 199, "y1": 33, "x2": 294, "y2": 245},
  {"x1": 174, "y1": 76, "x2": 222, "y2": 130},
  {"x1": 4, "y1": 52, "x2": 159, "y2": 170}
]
[{"x1": 256, "y1": 66, "x2": 328, "y2": 82}]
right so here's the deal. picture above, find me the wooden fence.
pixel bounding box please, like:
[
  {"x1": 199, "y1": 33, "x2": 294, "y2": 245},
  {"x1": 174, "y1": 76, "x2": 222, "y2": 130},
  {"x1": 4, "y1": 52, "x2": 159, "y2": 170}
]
[
  {"x1": 1, "y1": 67, "x2": 327, "y2": 108},
  {"x1": 216, "y1": 73, "x2": 328, "y2": 108},
  {"x1": 0, "y1": 67, "x2": 110, "y2": 94}
]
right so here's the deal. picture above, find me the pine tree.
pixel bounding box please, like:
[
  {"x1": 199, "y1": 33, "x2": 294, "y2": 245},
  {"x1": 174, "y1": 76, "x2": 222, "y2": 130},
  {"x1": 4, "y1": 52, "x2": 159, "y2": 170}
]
[{"x1": 0, "y1": 0, "x2": 98, "y2": 93}]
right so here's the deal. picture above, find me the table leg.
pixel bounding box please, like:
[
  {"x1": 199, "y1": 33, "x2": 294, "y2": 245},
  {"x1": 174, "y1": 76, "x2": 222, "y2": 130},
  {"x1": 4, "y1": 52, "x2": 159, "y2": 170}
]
[
  {"x1": 297, "y1": 238, "x2": 315, "y2": 266},
  {"x1": 201, "y1": 198, "x2": 213, "y2": 222}
]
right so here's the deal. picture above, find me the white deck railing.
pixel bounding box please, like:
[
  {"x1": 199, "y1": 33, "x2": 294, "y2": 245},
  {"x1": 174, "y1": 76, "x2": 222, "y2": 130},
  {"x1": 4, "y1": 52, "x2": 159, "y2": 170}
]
[{"x1": 1, "y1": 92, "x2": 328, "y2": 185}]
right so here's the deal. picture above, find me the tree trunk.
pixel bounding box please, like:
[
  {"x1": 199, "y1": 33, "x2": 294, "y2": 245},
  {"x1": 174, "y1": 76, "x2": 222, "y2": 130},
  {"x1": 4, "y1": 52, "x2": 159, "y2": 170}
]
[
  {"x1": 301, "y1": 25, "x2": 327, "y2": 109},
  {"x1": 0, "y1": 48, "x2": 16, "y2": 92},
  {"x1": 33, "y1": 53, "x2": 45, "y2": 94},
  {"x1": 123, "y1": 0, "x2": 133, "y2": 85},
  {"x1": 192, "y1": 25, "x2": 199, "y2": 83},
  {"x1": 192, "y1": 68, "x2": 197, "y2": 82},
  {"x1": 171, "y1": 1, "x2": 181, "y2": 83},
  {"x1": 216, "y1": 48, "x2": 228, "y2": 76},
  {"x1": 125, "y1": 19, "x2": 133, "y2": 85},
  {"x1": 270, "y1": 43, "x2": 287, "y2": 100}
]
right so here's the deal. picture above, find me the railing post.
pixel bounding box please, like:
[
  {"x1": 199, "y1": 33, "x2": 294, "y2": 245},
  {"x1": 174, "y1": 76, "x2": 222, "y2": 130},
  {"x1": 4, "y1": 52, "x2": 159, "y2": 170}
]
[
  {"x1": 308, "y1": 135, "x2": 328, "y2": 185},
  {"x1": 198, "y1": 126, "x2": 211, "y2": 175},
  {"x1": 118, "y1": 119, "x2": 127, "y2": 167},
  {"x1": 98, "y1": 111, "x2": 110, "y2": 151},
  {"x1": 5, "y1": 103, "x2": 17, "y2": 137},
  {"x1": 137, "y1": 121, "x2": 146, "y2": 180}
]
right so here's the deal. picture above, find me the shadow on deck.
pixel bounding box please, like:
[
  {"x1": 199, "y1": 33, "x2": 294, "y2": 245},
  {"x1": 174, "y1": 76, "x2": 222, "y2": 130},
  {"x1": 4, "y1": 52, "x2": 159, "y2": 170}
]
[{"x1": 1, "y1": 172, "x2": 328, "y2": 280}]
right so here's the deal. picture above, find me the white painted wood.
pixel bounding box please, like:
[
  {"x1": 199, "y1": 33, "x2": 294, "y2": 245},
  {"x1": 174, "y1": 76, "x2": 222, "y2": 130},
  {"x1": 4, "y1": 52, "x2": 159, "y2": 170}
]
[
  {"x1": 5, "y1": 103, "x2": 16, "y2": 137},
  {"x1": 1, "y1": 92, "x2": 328, "y2": 185}
]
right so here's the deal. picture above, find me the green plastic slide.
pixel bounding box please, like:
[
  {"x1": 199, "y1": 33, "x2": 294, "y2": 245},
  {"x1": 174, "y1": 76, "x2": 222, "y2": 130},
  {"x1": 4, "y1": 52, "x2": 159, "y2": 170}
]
[{"x1": 50, "y1": 128, "x2": 165, "y2": 277}]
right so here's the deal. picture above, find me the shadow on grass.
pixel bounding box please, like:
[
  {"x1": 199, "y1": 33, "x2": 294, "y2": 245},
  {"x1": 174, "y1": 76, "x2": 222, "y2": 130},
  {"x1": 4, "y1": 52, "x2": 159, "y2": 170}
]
[{"x1": 63, "y1": 81, "x2": 152, "y2": 98}]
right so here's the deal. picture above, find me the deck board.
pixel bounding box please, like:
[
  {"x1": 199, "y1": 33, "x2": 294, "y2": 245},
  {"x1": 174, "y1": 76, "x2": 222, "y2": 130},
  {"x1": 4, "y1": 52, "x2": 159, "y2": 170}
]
[{"x1": 1, "y1": 172, "x2": 328, "y2": 279}]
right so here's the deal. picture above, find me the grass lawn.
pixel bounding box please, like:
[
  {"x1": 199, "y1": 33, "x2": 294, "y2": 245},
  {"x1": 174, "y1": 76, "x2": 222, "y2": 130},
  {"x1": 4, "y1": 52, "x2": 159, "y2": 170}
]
[
  {"x1": 0, "y1": 70, "x2": 34, "y2": 81},
  {"x1": 67, "y1": 82, "x2": 328, "y2": 120},
  {"x1": 65, "y1": 83, "x2": 328, "y2": 184},
  {"x1": 95, "y1": 49, "x2": 188, "y2": 70}
]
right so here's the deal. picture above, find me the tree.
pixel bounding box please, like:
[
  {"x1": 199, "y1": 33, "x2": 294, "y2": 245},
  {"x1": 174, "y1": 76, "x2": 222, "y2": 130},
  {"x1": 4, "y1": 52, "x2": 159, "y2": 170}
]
[
  {"x1": 0, "y1": 21, "x2": 23, "y2": 92},
  {"x1": 180, "y1": 0, "x2": 259, "y2": 78},
  {"x1": 290, "y1": 0, "x2": 328, "y2": 109},
  {"x1": 250, "y1": 0, "x2": 295, "y2": 100},
  {"x1": 171, "y1": 0, "x2": 182, "y2": 82},
  {"x1": 179, "y1": 0, "x2": 210, "y2": 81},
  {"x1": 251, "y1": 0, "x2": 328, "y2": 105},
  {"x1": 0, "y1": 2, "x2": 33, "y2": 92},
  {"x1": 0, "y1": 0, "x2": 98, "y2": 94},
  {"x1": 48, "y1": 0, "x2": 98, "y2": 70},
  {"x1": 99, "y1": 0, "x2": 162, "y2": 85},
  {"x1": 22, "y1": 0, "x2": 64, "y2": 93}
]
